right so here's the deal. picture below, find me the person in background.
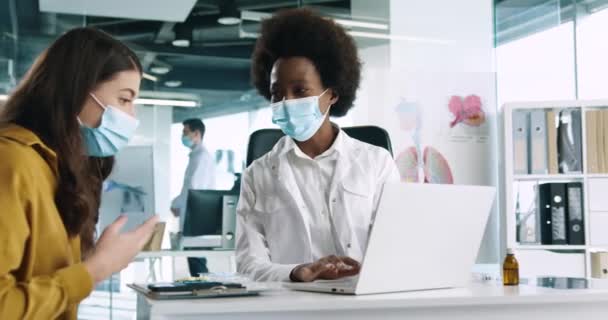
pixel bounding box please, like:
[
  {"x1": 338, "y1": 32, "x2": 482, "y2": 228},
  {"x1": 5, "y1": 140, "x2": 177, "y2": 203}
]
[
  {"x1": 0, "y1": 27, "x2": 157, "y2": 319},
  {"x1": 171, "y1": 118, "x2": 216, "y2": 276},
  {"x1": 171, "y1": 118, "x2": 216, "y2": 217},
  {"x1": 236, "y1": 8, "x2": 400, "y2": 282}
]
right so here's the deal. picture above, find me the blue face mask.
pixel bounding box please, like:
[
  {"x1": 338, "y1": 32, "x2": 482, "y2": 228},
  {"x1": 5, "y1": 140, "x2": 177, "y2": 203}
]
[
  {"x1": 181, "y1": 135, "x2": 194, "y2": 148},
  {"x1": 79, "y1": 93, "x2": 139, "y2": 157},
  {"x1": 271, "y1": 89, "x2": 330, "y2": 142}
]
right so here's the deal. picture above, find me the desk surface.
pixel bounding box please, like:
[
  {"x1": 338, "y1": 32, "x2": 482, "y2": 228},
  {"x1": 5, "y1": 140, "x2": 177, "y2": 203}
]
[{"x1": 139, "y1": 281, "x2": 608, "y2": 316}]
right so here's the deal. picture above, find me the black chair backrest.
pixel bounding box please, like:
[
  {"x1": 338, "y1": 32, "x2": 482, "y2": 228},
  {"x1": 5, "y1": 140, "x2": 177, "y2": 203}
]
[{"x1": 246, "y1": 126, "x2": 393, "y2": 167}]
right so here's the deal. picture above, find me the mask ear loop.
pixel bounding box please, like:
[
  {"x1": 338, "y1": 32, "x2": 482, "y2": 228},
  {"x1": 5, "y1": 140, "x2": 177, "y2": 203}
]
[
  {"x1": 319, "y1": 88, "x2": 329, "y2": 98},
  {"x1": 322, "y1": 104, "x2": 333, "y2": 120},
  {"x1": 78, "y1": 93, "x2": 108, "y2": 128},
  {"x1": 89, "y1": 93, "x2": 108, "y2": 111},
  {"x1": 320, "y1": 88, "x2": 332, "y2": 118}
]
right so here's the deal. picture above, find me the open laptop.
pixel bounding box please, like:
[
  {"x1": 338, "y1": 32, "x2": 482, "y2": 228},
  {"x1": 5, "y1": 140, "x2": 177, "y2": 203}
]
[{"x1": 284, "y1": 182, "x2": 496, "y2": 295}]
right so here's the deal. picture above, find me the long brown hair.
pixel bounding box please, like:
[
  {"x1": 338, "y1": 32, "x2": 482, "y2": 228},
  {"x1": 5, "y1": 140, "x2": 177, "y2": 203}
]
[{"x1": 0, "y1": 28, "x2": 142, "y2": 253}]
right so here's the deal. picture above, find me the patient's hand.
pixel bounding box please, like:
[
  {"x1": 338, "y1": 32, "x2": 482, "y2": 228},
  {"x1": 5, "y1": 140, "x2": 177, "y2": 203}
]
[{"x1": 290, "y1": 255, "x2": 361, "y2": 282}]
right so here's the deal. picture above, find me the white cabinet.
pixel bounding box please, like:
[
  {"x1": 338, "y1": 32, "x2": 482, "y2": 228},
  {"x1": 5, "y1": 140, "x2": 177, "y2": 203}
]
[
  {"x1": 517, "y1": 250, "x2": 586, "y2": 278},
  {"x1": 588, "y1": 179, "x2": 608, "y2": 212},
  {"x1": 590, "y1": 213, "x2": 608, "y2": 246}
]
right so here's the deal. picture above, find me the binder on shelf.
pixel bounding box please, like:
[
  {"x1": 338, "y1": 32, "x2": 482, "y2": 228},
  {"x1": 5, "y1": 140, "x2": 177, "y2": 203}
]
[
  {"x1": 571, "y1": 110, "x2": 583, "y2": 173},
  {"x1": 512, "y1": 110, "x2": 530, "y2": 175},
  {"x1": 538, "y1": 183, "x2": 552, "y2": 245},
  {"x1": 551, "y1": 183, "x2": 568, "y2": 245},
  {"x1": 530, "y1": 110, "x2": 549, "y2": 174},
  {"x1": 586, "y1": 110, "x2": 600, "y2": 174},
  {"x1": 558, "y1": 109, "x2": 583, "y2": 173},
  {"x1": 566, "y1": 182, "x2": 585, "y2": 245},
  {"x1": 603, "y1": 110, "x2": 608, "y2": 173},
  {"x1": 598, "y1": 110, "x2": 606, "y2": 173},
  {"x1": 591, "y1": 252, "x2": 608, "y2": 279},
  {"x1": 538, "y1": 183, "x2": 567, "y2": 245},
  {"x1": 547, "y1": 110, "x2": 559, "y2": 174}
]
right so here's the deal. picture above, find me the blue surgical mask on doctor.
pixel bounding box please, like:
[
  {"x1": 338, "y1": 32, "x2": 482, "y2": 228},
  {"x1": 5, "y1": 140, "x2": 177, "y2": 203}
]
[
  {"x1": 79, "y1": 93, "x2": 139, "y2": 157},
  {"x1": 271, "y1": 88, "x2": 331, "y2": 142}
]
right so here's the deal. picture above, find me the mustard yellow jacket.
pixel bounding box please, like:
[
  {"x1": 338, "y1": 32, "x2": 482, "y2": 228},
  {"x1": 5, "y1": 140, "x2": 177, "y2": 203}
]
[{"x1": 0, "y1": 124, "x2": 93, "y2": 319}]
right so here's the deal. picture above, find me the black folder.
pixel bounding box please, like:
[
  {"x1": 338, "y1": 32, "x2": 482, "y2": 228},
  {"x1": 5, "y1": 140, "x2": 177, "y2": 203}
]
[
  {"x1": 566, "y1": 182, "x2": 585, "y2": 245},
  {"x1": 539, "y1": 183, "x2": 568, "y2": 244}
]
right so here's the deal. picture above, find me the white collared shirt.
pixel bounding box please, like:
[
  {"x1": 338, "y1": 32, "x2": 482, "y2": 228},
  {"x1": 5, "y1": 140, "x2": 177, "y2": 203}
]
[
  {"x1": 171, "y1": 143, "x2": 217, "y2": 218},
  {"x1": 236, "y1": 125, "x2": 401, "y2": 282},
  {"x1": 287, "y1": 129, "x2": 344, "y2": 261}
]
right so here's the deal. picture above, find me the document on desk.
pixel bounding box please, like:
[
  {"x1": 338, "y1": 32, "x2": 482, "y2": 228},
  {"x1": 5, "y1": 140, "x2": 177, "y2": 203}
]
[{"x1": 128, "y1": 282, "x2": 262, "y2": 300}]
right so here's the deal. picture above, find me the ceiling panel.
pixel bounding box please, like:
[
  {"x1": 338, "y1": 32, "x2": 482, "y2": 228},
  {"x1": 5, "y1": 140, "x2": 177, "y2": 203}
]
[{"x1": 39, "y1": 0, "x2": 198, "y2": 22}]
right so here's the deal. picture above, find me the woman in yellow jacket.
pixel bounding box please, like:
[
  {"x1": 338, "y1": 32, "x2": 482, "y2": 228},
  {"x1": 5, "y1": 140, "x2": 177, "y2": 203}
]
[{"x1": 0, "y1": 28, "x2": 158, "y2": 319}]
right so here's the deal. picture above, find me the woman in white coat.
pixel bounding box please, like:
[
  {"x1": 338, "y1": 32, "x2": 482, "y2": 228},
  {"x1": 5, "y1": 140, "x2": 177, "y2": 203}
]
[{"x1": 236, "y1": 8, "x2": 400, "y2": 282}]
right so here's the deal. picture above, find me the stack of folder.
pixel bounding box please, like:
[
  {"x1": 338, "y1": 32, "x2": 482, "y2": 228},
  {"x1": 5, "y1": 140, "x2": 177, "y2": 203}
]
[
  {"x1": 585, "y1": 109, "x2": 608, "y2": 174},
  {"x1": 512, "y1": 109, "x2": 583, "y2": 175},
  {"x1": 537, "y1": 182, "x2": 585, "y2": 245}
]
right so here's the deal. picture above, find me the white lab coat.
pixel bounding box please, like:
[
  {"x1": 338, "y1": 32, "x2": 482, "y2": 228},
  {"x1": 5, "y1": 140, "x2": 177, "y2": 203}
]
[
  {"x1": 236, "y1": 130, "x2": 400, "y2": 281},
  {"x1": 171, "y1": 143, "x2": 217, "y2": 217}
]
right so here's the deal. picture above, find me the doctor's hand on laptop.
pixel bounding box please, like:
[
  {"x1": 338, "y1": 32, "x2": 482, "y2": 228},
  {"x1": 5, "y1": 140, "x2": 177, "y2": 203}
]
[{"x1": 290, "y1": 255, "x2": 361, "y2": 282}]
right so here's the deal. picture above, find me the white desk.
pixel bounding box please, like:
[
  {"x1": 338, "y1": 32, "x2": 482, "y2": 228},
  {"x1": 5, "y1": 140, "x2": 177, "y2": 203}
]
[{"x1": 135, "y1": 281, "x2": 608, "y2": 320}]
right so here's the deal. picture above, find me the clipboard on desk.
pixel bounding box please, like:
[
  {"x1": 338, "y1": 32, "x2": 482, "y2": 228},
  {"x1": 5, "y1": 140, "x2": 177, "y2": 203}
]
[{"x1": 128, "y1": 281, "x2": 261, "y2": 300}]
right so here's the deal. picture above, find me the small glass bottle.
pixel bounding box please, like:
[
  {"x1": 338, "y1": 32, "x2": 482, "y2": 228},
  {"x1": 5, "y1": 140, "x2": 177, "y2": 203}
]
[{"x1": 503, "y1": 248, "x2": 520, "y2": 286}]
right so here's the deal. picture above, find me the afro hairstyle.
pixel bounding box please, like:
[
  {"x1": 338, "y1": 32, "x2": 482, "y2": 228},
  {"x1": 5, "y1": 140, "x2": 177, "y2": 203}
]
[{"x1": 251, "y1": 8, "x2": 362, "y2": 117}]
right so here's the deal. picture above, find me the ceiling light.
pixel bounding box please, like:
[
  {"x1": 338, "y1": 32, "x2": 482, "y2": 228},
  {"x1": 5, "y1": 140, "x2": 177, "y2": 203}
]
[
  {"x1": 348, "y1": 31, "x2": 453, "y2": 45},
  {"x1": 218, "y1": 16, "x2": 241, "y2": 25},
  {"x1": 218, "y1": 0, "x2": 241, "y2": 25},
  {"x1": 172, "y1": 39, "x2": 190, "y2": 47},
  {"x1": 172, "y1": 23, "x2": 192, "y2": 47},
  {"x1": 135, "y1": 98, "x2": 198, "y2": 108},
  {"x1": 333, "y1": 18, "x2": 388, "y2": 30},
  {"x1": 142, "y1": 73, "x2": 158, "y2": 82},
  {"x1": 240, "y1": 10, "x2": 387, "y2": 31},
  {"x1": 150, "y1": 66, "x2": 171, "y2": 75},
  {"x1": 164, "y1": 80, "x2": 182, "y2": 88}
]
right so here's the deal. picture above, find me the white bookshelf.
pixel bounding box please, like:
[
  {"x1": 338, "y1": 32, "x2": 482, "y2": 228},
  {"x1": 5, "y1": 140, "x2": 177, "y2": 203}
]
[
  {"x1": 502, "y1": 100, "x2": 608, "y2": 278},
  {"x1": 513, "y1": 174, "x2": 585, "y2": 181},
  {"x1": 514, "y1": 245, "x2": 587, "y2": 251}
]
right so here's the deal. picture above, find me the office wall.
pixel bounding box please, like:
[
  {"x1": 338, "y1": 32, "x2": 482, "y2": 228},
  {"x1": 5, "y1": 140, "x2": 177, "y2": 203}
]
[
  {"x1": 351, "y1": 0, "x2": 499, "y2": 263},
  {"x1": 132, "y1": 105, "x2": 173, "y2": 221}
]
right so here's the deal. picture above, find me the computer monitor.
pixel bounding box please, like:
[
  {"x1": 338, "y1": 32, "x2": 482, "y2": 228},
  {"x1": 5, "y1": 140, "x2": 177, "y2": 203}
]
[{"x1": 182, "y1": 190, "x2": 238, "y2": 249}]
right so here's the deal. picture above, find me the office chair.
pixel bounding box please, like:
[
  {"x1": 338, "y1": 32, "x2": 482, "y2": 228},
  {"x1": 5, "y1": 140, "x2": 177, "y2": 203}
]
[{"x1": 246, "y1": 126, "x2": 393, "y2": 167}]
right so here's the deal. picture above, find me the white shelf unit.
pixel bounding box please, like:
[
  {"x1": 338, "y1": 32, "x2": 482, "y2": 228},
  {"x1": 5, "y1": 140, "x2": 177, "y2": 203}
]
[
  {"x1": 513, "y1": 174, "x2": 585, "y2": 181},
  {"x1": 502, "y1": 100, "x2": 608, "y2": 278}
]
